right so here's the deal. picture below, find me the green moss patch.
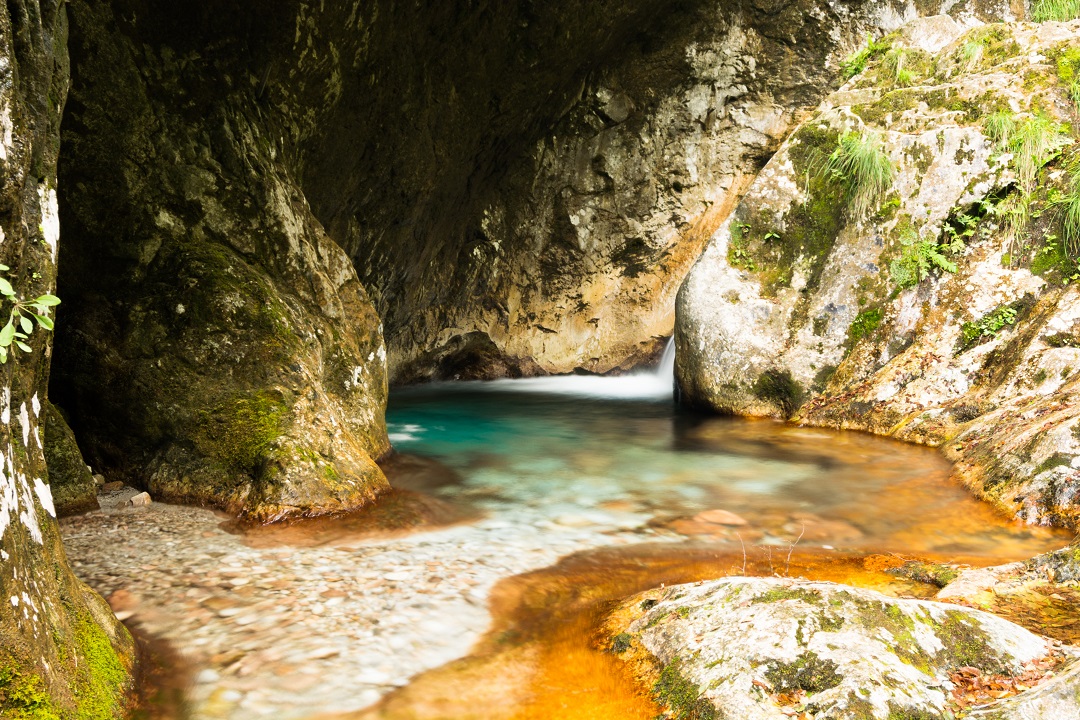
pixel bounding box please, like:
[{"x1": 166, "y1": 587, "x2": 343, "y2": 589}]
[
  {"x1": 729, "y1": 125, "x2": 845, "y2": 297},
  {"x1": 195, "y1": 390, "x2": 290, "y2": 475},
  {"x1": 752, "y1": 587, "x2": 823, "y2": 605},
  {"x1": 764, "y1": 651, "x2": 842, "y2": 695},
  {"x1": 752, "y1": 370, "x2": 805, "y2": 418},
  {"x1": 0, "y1": 663, "x2": 61, "y2": 720},
  {"x1": 653, "y1": 658, "x2": 718, "y2": 720},
  {"x1": 846, "y1": 308, "x2": 883, "y2": 350}
]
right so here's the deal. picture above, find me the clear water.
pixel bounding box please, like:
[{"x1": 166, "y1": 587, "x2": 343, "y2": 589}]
[{"x1": 387, "y1": 375, "x2": 1068, "y2": 561}]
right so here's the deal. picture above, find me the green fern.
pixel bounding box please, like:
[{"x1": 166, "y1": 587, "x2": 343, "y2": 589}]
[{"x1": 890, "y1": 226, "x2": 958, "y2": 289}]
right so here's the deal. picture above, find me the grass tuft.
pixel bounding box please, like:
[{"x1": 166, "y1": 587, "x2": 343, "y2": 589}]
[
  {"x1": 1063, "y1": 163, "x2": 1080, "y2": 255},
  {"x1": 1010, "y1": 112, "x2": 1072, "y2": 189},
  {"x1": 826, "y1": 130, "x2": 895, "y2": 217},
  {"x1": 1030, "y1": 0, "x2": 1080, "y2": 22},
  {"x1": 883, "y1": 47, "x2": 916, "y2": 87}
]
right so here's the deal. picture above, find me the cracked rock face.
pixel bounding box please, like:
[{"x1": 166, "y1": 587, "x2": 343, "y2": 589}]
[
  {"x1": 676, "y1": 18, "x2": 1080, "y2": 527},
  {"x1": 608, "y1": 577, "x2": 1070, "y2": 720}
]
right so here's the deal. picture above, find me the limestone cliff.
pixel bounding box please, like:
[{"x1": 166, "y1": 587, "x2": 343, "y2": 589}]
[
  {"x1": 0, "y1": 2, "x2": 133, "y2": 716},
  {"x1": 676, "y1": 17, "x2": 1080, "y2": 527}
]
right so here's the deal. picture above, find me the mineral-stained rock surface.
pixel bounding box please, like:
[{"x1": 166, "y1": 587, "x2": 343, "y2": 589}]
[
  {"x1": 676, "y1": 19, "x2": 1080, "y2": 527},
  {"x1": 1, "y1": 2, "x2": 134, "y2": 716},
  {"x1": 608, "y1": 577, "x2": 1073, "y2": 720}
]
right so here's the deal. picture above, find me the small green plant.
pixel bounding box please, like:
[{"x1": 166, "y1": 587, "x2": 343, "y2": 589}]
[
  {"x1": 0, "y1": 265, "x2": 59, "y2": 364},
  {"x1": 1030, "y1": 0, "x2": 1080, "y2": 22},
  {"x1": 983, "y1": 109, "x2": 1016, "y2": 150},
  {"x1": 1059, "y1": 162, "x2": 1080, "y2": 255},
  {"x1": 958, "y1": 304, "x2": 1019, "y2": 352},
  {"x1": 890, "y1": 226, "x2": 958, "y2": 289},
  {"x1": 1009, "y1": 112, "x2": 1072, "y2": 190},
  {"x1": 826, "y1": 130, "x2": 895, "y2": 217},
  {"x1": 841, "y1": 34, "x2": 890, "y2": 79},
  {"x1": 883, "y1": 47, "x2": 916, "y2": 87},
  {"x1": 728, "y1": 223, "x2": 756, "y2": 271},
  {"x1": 942, "y1": 212, "x2": 978, "y2": 253}
]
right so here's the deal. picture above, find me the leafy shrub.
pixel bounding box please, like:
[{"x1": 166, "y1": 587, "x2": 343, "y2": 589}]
[
  {"x1": 0, "y1": 265, "x2": 59, "y2": 364},
  {"x1": 826, "y1": 131, "x2": 895, "y2": 217}
]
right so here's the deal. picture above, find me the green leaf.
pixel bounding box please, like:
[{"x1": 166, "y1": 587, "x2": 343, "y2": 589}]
[
  {"x1": 33, "y1": 314, "x2": 54, "y2": 331},
  {"x1": 0, "y1": 265, "x2": 9, "y2": 272},
  {"x1": 15, "y1": 341, "x2": 31, "y2": 353},
  {"x1": 19, "y1": 316, "x2": 32, "y2": 334},
  {"x1": 0, "y1": 278, "x2": 15, "y2": 297},
  {"x1": 0, "y1": 322, "x2": 14, "y2": 347},
  {"x1": 31, "y1": 294, "x2": 60, "y2": 307},
  {"x1": 0, "y1": 348, "x2": 7, "y2": 364}
]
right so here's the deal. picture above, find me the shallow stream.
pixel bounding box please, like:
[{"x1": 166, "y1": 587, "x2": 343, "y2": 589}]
[{"x1": 61, "y1": 368, "x2": 1072, "y2": 719}]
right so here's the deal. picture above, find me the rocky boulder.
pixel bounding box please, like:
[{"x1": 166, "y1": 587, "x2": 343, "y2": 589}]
[
  {"x1": 52, "y1": 0, "x2": 391, "y2": 521},
  {"x1": 607, "y1": 577, "x2": 1074, "y2": 720},
  {"x1": 42, "y1": 402, "x2": 98, "y2": 516},
  {"x1": 676, "y1": 19, "x2": 1080, "y2": 526}
]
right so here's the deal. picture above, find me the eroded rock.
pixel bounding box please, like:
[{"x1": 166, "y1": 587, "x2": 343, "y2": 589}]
[{"x1": 608, "y1": 577, "x2": 1073, "y2": 720}]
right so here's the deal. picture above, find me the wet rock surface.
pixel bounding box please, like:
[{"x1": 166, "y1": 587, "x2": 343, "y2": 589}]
[
  {"x1": 53, "y1": 0, "x2": 392, "y2": 522},
  {"x1": 676, "y1": 18, "x2": 1080, "y2": 527},
  {"x1": 608, "y1": 577, "x2": 1077, "y2": 720}
]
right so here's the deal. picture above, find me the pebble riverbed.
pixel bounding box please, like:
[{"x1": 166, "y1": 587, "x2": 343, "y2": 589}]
[{"x1": 60, "y1": 485, "x2": 666, "y2": 719}]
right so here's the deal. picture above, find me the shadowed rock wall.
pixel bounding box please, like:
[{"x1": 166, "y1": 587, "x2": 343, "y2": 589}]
[{"x1": 1, "y1": 1, "x2": 134, "y2": 716}]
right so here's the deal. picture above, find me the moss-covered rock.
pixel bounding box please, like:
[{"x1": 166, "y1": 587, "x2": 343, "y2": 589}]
[
  {"x1": 677, "y1": 18, "x2": 1080, "y2": 527},
  {"x1": 42, "y1": 402, "x2": 97, "y2": 517},
  {"x1": 1, "y1": 1, "x2": 134, "y2": 714},
  {"x1": 52, "y1": 0, "x2": 391, "y2": 521},
  {"x1": 609, "y1": 577, "x2": 1068, "y2": 720}
]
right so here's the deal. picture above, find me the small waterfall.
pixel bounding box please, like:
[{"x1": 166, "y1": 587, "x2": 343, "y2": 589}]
[
  {"x1": 656, "y1": 335, "x2": 675, "y2": 380},
  {"x1": 436, "y1": 336, "x2": 676, "y2": 400}
]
